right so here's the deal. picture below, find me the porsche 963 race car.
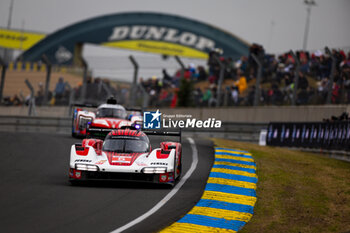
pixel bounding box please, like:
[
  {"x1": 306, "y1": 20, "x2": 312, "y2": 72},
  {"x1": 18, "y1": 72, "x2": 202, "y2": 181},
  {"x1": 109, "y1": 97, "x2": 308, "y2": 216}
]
[
  {"x1": 69, "y1": 127, "x2": 182, "y2": 186},
  {"x1": 71, "y1": 97, "x2": 142, "y2": 138}
]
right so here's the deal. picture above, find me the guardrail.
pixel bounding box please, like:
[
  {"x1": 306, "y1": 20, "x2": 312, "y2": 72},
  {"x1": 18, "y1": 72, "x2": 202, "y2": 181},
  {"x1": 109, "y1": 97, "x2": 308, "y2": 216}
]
[
  {"x1": 0, "y1": 116, "x2": 71, "y2": 134},
  {"x1": 0, "y1": 116, "x2": 267, "y2": 143}
]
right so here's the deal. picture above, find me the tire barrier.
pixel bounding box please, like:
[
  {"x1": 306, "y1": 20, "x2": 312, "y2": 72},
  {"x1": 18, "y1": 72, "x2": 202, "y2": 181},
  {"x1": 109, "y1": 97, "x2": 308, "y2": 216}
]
[
  {"x1": 162, "y1": 147, "x2": 257, "y2": 233},
  {"x1": 266, "y1": 121, "x2": 350, "y2": 151}
]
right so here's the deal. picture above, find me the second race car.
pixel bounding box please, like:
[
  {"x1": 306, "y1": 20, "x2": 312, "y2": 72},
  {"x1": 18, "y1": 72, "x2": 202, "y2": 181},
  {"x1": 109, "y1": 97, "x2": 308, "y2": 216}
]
[{"x1": 71, "y1": 97, "x2": 142, "y2": 138}]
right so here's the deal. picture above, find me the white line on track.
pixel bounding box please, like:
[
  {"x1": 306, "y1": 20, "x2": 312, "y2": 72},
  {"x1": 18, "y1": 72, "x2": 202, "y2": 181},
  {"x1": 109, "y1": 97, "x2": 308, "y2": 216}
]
[{"x1": 110, "y1": 137, "x2": 199, "y2": 233}]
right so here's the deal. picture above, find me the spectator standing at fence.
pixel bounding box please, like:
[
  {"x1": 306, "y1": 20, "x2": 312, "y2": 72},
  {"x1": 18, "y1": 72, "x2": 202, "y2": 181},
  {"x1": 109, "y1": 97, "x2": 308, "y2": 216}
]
[
  {"x1": 197, "y1": 66, "x2": 208, "y2": 82},
  {"x1": 170, "y1": 89, "x2": 178, "y2": 108},
  {"x1": 296, "y1": 72, "x2": 309, "y2": 105},
  {"x1": 235, "y1": 69, "x2": 247, "y2": 94},
  {"x1": 209, "y1": 85, "x2": 217, "y2": 107},
  {"x1": 36, "y1": 82, "x2": 45, "y2": 106},
  {"x1": 162, "y1": 69, "x2": 173, "y2": 87},
  {"x1": 54, "y1": 77, "x2": 65, "y2": 103},
  {"x1": 230, "y1": 84, "x2": 239, "y2": 105},
  {"x1": 193, "y1": 88, "x2": 203, "y2": 107},
  {"x1": 201, "y1": 87, "x2": 212, "y2": 107}
]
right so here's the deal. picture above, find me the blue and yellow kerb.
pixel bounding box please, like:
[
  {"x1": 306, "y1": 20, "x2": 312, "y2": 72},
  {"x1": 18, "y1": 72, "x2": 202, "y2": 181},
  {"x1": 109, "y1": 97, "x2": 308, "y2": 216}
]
[{"x1": 162, "y1": 147, "x2": 257, "y2": 233}]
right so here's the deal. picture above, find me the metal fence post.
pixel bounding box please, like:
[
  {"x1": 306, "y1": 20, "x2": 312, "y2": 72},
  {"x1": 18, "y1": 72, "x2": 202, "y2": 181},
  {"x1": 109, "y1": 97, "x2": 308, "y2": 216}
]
[
  {"x1": 65, "y1": 82, "x2": 74, "y2": 116},
  {"x1": 79, "y1": 56, "x2": 88, "y2": 103},
  {"x1": 251, "y1": 54, "x2": 263, "y2": 106},
  {"x1": 41, "y1": 55, "x2": 52, "y2": 106},
  {"x1": 25, "y1": 79, "x2": 36, "y2": 116},
  {"x1": 138, "y1": 84, "x2": 149, "y2": 110},
  {"x1": 129, "y1": 55, "x2": 139, "y2": 107},
  {"x1": 175, "y1": 56, "x2": 185, "y2": 79},
  {"x1": 0, "y1": 57, "x2": 7, "y2": 104},
  {"x1": 325, "y1": 47, "x2": 336, "y2": 105},
  {"x1": 290, "y1": 50, "x2": 300, "y2": 105},
  {"x1": 214, "y1": 55, "x2": 225, "y2": 107}
]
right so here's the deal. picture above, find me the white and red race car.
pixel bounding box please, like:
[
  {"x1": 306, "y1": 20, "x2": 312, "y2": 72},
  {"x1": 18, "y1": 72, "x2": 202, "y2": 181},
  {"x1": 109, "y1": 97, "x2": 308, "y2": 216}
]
[
  {"x1": 69, "y1": 127, "x2": 182, "y2": 186},
  {"x1": 71, "y1": 98, "x2": 142, "y2": 138}
]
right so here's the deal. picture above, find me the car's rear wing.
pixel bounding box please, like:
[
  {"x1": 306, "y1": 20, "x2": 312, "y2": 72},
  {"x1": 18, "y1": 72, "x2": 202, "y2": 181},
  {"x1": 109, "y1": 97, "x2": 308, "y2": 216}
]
[
  {"x1": 72, "y1": 103, "x2": 99, "y2": 108},
  {"x1": 125, "y1": 107, "x2": 143, "y2": 112},
  {"x1": 86, "y1": 127, "x2": 113, "y2": 140},
  {"x1": 143, "y1": 129, "x2": 181, "y2": 142}
]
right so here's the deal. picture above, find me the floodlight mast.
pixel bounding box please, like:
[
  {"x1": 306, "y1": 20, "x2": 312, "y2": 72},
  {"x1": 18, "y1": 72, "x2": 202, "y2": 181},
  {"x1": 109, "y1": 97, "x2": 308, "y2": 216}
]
[{"x1": 302, "y1": 0, "x2": 317, "y2": 51}]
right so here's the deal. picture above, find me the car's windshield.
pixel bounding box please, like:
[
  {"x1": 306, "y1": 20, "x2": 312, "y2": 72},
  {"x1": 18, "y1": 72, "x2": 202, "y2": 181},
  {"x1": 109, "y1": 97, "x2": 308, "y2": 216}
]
[
  {"x1": 103, "y1": 138, "x2": 149, "y2": 153},
  {"x1": 96, "y1": 108, "x2": 126, "y2": 119}
]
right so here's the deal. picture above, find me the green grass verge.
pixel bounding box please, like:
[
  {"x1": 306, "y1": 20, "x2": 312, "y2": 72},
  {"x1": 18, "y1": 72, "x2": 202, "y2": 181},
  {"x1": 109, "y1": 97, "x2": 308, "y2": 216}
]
[{"x1": 212, "y1": 138, "x2": 350, "y2": 233}]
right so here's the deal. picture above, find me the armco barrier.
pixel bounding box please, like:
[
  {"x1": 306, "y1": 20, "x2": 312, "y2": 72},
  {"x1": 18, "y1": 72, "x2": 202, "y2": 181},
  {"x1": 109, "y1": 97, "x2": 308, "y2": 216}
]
[
  {"x1": 0, "y1": 105, "x2": 349, "y2": 123},
  {"x1": 0, "y1": 116, "x2": 71, "y2": 134},
  {"x1": 0, "y1": 116, "x2": 267, "y2": 143}
]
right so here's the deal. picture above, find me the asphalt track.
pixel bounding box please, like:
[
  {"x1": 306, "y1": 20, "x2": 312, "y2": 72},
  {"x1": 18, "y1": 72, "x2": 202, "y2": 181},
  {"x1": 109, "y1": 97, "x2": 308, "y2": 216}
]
[{"x1": 0, "y1": 132, "x2": 214, "y2": 233}]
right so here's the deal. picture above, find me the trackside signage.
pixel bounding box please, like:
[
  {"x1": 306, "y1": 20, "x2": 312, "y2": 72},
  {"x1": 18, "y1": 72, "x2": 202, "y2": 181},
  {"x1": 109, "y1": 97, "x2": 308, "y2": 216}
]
[
  {"x1": 143, "y1": 110, "x2": 222, "y2": 129},
  {"x1": 108, "y1": 26, "x2": 215, "y2": 51},
  {"x1": 104, "y1": 25, "x2": 215, "y2": 59}
]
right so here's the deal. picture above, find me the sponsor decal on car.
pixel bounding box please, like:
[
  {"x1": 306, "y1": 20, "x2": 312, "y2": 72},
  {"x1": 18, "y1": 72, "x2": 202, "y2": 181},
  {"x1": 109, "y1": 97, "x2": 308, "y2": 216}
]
[
  {"x1": 69, "y1": 169, "x2": 74, "y2": 177},
  {"x1": 160, "y1": 174, "x2": 168, "y2": 182},
  {"x1": 112, "y1": 156, "x2": 132, "y2": 163},
  {"x1": 95, "y1": 160, "x2": 107, "y2": 165},
  {"x1": 136, "y1": 162, "x2": 147, "y2": 166},
  {"x1": 168, "y1": 173, "x2": 174, "y2": 182},
  {"x1": 150, "y1": 162, "x2": 168, "y2": 165},
  {"x1": 75, "y1": 159, "x2": 92, "y2": 163},
  {"x1": 75, "y1": 171, "x2": 81, "y2": 179}
]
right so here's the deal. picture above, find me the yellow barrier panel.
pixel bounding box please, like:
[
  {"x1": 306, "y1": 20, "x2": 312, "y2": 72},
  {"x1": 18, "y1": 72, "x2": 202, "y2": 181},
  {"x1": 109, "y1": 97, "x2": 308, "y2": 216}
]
[
  {"x1": 8, "y1": 62, "x2": 14, "y2": 71},
  {"x1": 0, "y1": 28, "x2": 45, "y2": 50},
  {"x1": 33, "y1": 63, "x2": 38, "y2": 72},
  {"x1": 25, "y1": 62, "x2": 31, "y2": 71}
]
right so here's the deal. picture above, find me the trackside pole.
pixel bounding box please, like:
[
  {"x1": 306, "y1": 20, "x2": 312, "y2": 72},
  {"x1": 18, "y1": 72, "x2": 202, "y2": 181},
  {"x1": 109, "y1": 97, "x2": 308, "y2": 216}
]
[
  {"x1": 41, "y1": 54, "x2": 52, "y2": 106},
  {"x1": 175, "y1": 56, "x2": 185, "y2": 80},
  {"x1": 80, "y1": 56, "x2": 88, "y2": 104},
  {"x1": 213, "y1": 55, "x2": 224, "y2": 107},
  {"x1": 325, "y1": 47, "x2": 336, "y2": 105},
  {"x1": 0, "y1": 57, "x2": 7, "y2": 104},
  {"x1": 129, "y1": 55, "x2": 139, "y2": 107},
  {"x1": 290, "y1": 50, "x2": 300, "y2": 105},
  {"x1": 251, "y1": 54, "x2": 262, "y2": 106},
  {"x1": 138, "y1": 84, "x2": 149, "y2": 110},
  {"x1": 25, "y1": 79, "x2": 36, "y2": 116}
]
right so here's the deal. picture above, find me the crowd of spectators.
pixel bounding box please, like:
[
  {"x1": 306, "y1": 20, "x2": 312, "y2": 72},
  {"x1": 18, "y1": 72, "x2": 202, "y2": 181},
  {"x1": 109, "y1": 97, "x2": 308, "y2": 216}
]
[
  {"x1": 4, "y1": 76, "x2": 129, "y2": 107},
  {"x1": 139, "y1": 44, "x2": 350, "y2": 107},
  {"x1": 3, "y1": 44, "x2": 350, "y2": 108}
]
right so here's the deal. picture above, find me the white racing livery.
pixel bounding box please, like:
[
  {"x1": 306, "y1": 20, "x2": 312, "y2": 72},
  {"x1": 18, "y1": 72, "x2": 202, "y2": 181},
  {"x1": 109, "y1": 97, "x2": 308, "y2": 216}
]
[
  {"x1": 72, "y1": 97, "x2": 142, "y2": 138},
  {"x1": 69, "y1": 128, "x2": 182, "y2": 186}
]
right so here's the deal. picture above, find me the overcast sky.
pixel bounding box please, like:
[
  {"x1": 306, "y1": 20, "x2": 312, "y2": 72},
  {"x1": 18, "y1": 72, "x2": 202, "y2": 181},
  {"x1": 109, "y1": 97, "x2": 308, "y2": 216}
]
[{"x1": 0, "y1": 0, "x2": 349, "y2": 54}]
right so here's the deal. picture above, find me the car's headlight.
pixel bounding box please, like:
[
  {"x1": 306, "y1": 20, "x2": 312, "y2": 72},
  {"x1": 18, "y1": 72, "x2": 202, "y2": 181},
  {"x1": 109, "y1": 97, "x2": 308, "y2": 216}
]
[
  {"x1": 75, "y1": 164, "x2": 99, "y2": 171},
  {"x1": 142, "y1": 167, "x2": 167, "y2": 174}
]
